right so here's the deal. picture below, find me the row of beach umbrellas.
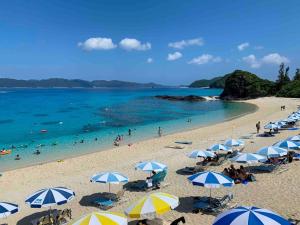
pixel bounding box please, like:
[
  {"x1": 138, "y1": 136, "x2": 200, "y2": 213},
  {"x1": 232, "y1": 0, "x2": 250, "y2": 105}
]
[{"x1": 3, "y1": 109, "x2": 300, "y2": 224}]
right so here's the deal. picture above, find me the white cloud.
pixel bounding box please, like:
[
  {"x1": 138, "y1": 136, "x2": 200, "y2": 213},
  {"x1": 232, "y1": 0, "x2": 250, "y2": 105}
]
[
  {"x1": 261, "y1": 53, "x2": 290, "y2": 65},
  {"x1": 167, "y1": 52, "x2": 182, "y2": 61},
  {"x1": 188, "y1": 54, "x2": 222, "y2": 65},
  {"x1": 168, "y1": 38, "x2": 204, "y2": 49},
  {"x1": 147, "y1": 58, "x2": 153, "y2": 63},
  {"x1": 78, "y1": 37, "x2": 117, "y2": 50},
  {"x1": 242, "y1": 53, "x2": 289, "y2": 68},
  {"x1": 237, "y1": 42, "x2": 250, "y2": 51},
  {"x1": 242, "y1": 54, "x2": 261, "y2": 68},
  {"x1": 119, "y1": 38, "x2": 151, "y2": 51}
]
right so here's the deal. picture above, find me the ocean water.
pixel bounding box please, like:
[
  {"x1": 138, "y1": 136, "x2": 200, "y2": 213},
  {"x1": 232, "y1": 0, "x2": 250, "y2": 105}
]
[{"x1": 0, "y1": 88, "x2": 256, "y2": 171}]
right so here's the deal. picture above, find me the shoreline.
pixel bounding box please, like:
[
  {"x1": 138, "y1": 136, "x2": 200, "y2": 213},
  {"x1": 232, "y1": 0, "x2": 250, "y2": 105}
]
[
  {"x1": 0, "y1": 102, "x2": 258, "y2": 172},
  {"x1": 1, "y1": 97, "x2": 300, "y2": 224}
]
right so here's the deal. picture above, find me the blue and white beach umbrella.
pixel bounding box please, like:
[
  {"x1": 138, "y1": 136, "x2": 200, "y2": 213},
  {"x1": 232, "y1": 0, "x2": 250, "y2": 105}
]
[
  {"x1": 187, "y1": 150, "x2": 215, "y2": 159},
  {"x1": 90, "y1": 172, "x2": 128, "y2": 192},
  {"x1": 208, "y1": 144, "x2": 230, "y2": 152},
  {"x1": 288, "y1": 135, "x2": 300, "y2": 142},
  {"x1": 264, "y1": 123, "x2": 278, "y2": 130},
  {"x1": 256, "y1": 146, "x2": 287, "y2": 158},
  {"x1": 135, "y1": 161, "x2": 167, "y2": 172},
  {"x1": 0, "y1": 202, "x2": 19, "y2": 218},
  {"x1": 274, "y1": 140, "x2": 299, "y2": 150},
  {"x1": 213, "y1": 206, "x2": 292, "y2": 225},
  {"x1": 188, "y1": 171, "x2": 234, "y2": 188},
  {"x1": 231, "y1": 153, "x2": 267, "y2": 164},
  {"x1": 224, "y1": 139, "x2": 244, "y2": 147},
  {"x1": 25, "y1": 187, "x2": 75, "y2": 208},
  {"x1": 91, "y1": 172, "x2": 129, "y2": 184},
  {"x1": 188, "y1": 171, "x2": 234, "y2": 201}
]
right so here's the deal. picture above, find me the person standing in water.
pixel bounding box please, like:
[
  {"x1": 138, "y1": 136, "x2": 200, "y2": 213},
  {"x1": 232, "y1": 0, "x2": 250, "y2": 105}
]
[
  {"x1": 256, "y1": 121, "x2": 261, "y2": 134},
  {"x1": 158, "y1": 127, "x2": 162, "y2": 137},
  {"x1": 128, "y1": 129, "x2": 132, "y2": 136}
]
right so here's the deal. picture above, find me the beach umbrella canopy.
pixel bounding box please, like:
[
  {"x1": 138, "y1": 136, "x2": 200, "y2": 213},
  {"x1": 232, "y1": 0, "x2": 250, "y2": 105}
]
[
  {"x1": 187, "y1": 150, "x2": 215, "y2": 159},
  {"x1": 124, "y1": 192, "x2": 179, "y2": 219},
  {"x1": 274, "y1": 140, "x2": 299, "y2": 150},
  {"x1": 264, "y1": 123, "x2": 278, "y2": 130},
  {"x1": 0, "y1": 202, "x2": 19, "y2": 219},
  {"x1": 288, "y1": 135, "x2": 300, "y2": 142},
  {"x1": 70, "y1": 212, "x2": 127, "y2": 225},
  {"x1": 90, "y1": 172, "x2": 129, "y2": 192},
  {"x1": 213, "y1": 206, "x2": 292, "y2": 225},
  {"x1": 25, "y1": 187, "x2": 75, "y2": 208},
  {"x1": 208, "y1": 144, "x2": 230, "y2": 152},
  {"x1": 135, "y1": 161, "x2": 167, "y2": 172},
  {"x1": 224, "y1": 139, "x2": 244, "y2": 147},
  {"x1": 231, "y1": 153, "x2": 267, "y2": 164},
  {"x1": 256, "y1": 146, "x2": 287, "y2": 158},
  {"x1": 188, "y1": 171, "x2": 234, "y2": 188},
  {"x1": 91, "y1": 172, "x2": 128, "y2": 184}
]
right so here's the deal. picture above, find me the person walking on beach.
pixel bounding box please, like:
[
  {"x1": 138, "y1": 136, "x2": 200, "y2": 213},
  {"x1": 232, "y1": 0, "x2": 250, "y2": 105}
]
[
  {"x1": 256, "y1": 121, "x2": 261, "y2": 134},
  {"x1": 158, "y1": 127, "x2": 162, "y2": 137}
]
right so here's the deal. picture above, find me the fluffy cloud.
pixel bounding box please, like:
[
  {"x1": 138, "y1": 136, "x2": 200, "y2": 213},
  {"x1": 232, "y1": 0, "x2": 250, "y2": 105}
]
[
  {"x1": 119, "y1": 38, "x2": 151, "y2": 51},
  {"x1": 261, "y1": 53, "x2": 289, "y2": 65},
  {"x1": 237, "y1": 42, "x2": 250, "y2": 51},
  {"x1": 147, "y1": 58, "x2": 153, "y2": 63},
  {"x1": 168, "y1": 38, "x2": 204, "y2": 49},
  {"x1": 188, "y1": 54, "x2": 222, "y2": 65},
  {"x1": 78, "y1": 37, "x2": 117, "y2": 50},
  {"x1": 243, "y1": 53, "x2": 289, "y2": 68},
  {"x1": 167, "y1": 52, "x2": 182, "y2": 61},
  {"x1": 242, "y1": 54, "x2": 261, "y2": 68}
]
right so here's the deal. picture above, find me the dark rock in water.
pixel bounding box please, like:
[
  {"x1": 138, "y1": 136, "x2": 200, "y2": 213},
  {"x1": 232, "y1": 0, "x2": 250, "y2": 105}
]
[
  {"x1": 0, "y1": 119, "x2": 14, "y2": 124},
  {"x1": 155, "y1": 95, "x2": 206, "y2": 102},
  {"x1": 41, "y1": 121, "x2": 61, "y2": 125},
  {"x1": 33, "y1": 113, "x2": 48, "y2": 117}
]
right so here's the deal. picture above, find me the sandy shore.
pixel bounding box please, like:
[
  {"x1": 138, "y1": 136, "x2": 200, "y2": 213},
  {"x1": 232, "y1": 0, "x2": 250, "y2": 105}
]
[{"x1": 1, "y1": 97, "x2": 300, "y2": 224}]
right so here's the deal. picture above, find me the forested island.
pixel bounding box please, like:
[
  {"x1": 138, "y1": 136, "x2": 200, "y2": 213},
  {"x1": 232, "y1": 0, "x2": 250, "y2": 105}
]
[{"x1": 190, "y1": 64, "x2": 300, "y2": 99}]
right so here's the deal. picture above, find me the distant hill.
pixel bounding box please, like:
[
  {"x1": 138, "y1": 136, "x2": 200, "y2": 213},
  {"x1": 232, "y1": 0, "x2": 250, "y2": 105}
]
[
  {"x1": 0, "y1": 78, "x2": 165, "y2": 88},
  {"x1": 189, "y1": 74, "x2": 230, "y2": 88},
  {"x1": 220, "y1": 70, "x2": 276, "y2": 100}
]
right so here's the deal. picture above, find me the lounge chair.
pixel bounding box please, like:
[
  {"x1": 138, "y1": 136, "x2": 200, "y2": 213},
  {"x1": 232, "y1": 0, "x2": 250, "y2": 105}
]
[
  {"x1": 239, "y1": 134, "x2": 254, "y2": 139},
  {"x1": 55, "y1": 209, "x2": 72, "y2": 224},
  {"x1": 93, "y1": 197, "x2": 115, "y2": 210},
  {"x1": 130, "y1": 170, "x2": 168, "y2": 191},
  {"x1": 193, "y1": 193, "x2": 233, "y2": 214},
  {"x1": 248, "y1": 164, "x2": 279, "y2": 173},
  {"x1": 181, "y1": 165, "x2": 205, "y2": 174}
]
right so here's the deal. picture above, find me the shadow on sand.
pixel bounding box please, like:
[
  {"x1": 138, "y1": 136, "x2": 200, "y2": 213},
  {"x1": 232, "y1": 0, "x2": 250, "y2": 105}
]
[{"x1": 16, "y1": 210, "x2": 51, "y2": 225}]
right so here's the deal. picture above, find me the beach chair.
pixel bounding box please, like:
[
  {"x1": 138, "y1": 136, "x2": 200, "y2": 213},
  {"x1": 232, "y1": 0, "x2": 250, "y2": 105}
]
[
  {"x1": 93, "y1": 197, "x2": 115, "y2": 210},
  {"x1": 239, "y1": 134, "x2": 254, "y2": 139},
  {"x1": 249, "y1": 164, "x2": 279, "y2": 173},
  {"x1": 182, "y1": 165, "x2": 205, "y2": 174},
  {"x1": 193, "y1": 193, "x2": 233, "y2": 214}
]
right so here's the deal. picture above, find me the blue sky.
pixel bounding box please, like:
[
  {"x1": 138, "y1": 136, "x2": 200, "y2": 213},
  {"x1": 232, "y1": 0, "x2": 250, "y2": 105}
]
[{"x1": 0, "y1": 0, "x2": 299, "y2": 85}]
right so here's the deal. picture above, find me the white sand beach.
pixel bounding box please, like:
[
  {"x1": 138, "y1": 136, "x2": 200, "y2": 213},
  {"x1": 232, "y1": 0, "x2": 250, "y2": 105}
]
[{"x1": 1, "y1": 97, "x2": 300, "y2": 224}]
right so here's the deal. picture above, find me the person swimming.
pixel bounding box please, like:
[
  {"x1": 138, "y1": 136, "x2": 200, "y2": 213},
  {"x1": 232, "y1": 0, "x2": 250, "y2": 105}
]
[
  {"x1": 34, "y1": 149, "x2": 41, "y2": 155},
  {"x1": 15, "y1": 154, "x2": 21, "y2": 160}
]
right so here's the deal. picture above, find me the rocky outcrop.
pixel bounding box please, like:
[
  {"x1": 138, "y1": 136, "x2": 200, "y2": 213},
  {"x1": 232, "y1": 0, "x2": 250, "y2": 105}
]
[{"x1": 155, "y1": 95, "x2": 209, "y2": 101}]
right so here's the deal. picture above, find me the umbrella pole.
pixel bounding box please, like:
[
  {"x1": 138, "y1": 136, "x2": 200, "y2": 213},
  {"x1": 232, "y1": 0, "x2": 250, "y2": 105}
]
[
  {"x1": 109, "y1": 183, "x2": 111, "y2": 193},
  {"x1": 209, "y1": 189, "x2": 212, "y2": 205}
]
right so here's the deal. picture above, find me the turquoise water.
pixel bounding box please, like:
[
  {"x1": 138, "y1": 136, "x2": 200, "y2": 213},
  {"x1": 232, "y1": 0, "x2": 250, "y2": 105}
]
[{"x1": 0, "y1": 88, "x2": 256, "y2": 171}]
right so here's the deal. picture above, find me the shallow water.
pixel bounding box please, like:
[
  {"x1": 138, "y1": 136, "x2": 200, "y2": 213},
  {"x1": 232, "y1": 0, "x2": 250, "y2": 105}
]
[{"x1": 0, "y1": 88, "x2": 256, "y2": 171}]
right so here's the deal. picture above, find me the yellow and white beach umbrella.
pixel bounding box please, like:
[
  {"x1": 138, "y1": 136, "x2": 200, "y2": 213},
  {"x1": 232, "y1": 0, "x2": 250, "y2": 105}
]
[
  {"x1": 70, "y1": 211, "x2": 127, "y2": 225},
  {"x1": 124, "y1": 192, "x2": 179, "y2": 219}
]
